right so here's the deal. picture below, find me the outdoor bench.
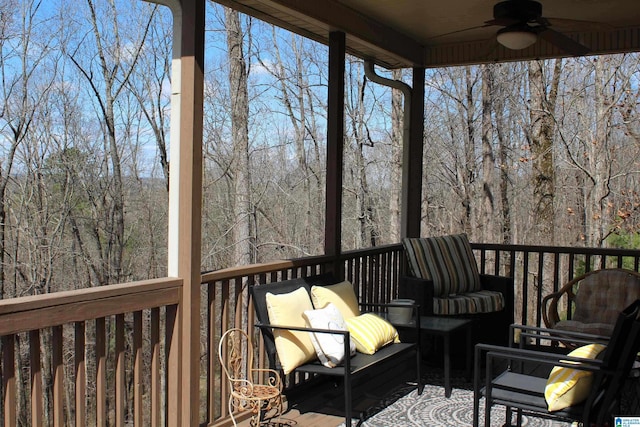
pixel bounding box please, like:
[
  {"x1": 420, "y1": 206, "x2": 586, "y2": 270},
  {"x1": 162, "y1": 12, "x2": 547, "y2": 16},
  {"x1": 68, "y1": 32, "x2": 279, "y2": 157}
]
[{"x1": 250, "y1": 273, "x2": 423, "y2": 427}]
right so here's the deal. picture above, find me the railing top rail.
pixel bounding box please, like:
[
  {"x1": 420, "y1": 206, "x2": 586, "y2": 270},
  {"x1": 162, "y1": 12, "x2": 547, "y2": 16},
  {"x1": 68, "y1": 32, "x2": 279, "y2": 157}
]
[
  {"x1": 0, "y1": 277, "x2": 182, "y2": 320},
  {"x1": 200, "y1": 244, "x2": 406, "y2": 284},
  {"x1": 470, "y1": 242, "x2": 640, "y2": 256},
  {"x1": 201, "y1": 255, "x2": 334, "y2": 283}
]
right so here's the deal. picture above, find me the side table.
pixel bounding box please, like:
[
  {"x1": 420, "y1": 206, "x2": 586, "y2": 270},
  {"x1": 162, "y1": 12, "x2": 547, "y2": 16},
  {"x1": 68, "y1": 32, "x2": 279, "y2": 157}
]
[{"x1": 394, "y1": 316, "x2": 472, "y2": 398}]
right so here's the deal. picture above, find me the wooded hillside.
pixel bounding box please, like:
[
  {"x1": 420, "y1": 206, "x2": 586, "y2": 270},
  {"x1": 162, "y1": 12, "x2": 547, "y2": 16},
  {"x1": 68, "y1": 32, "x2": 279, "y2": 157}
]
[{"x1": 1, "y1": 0, "x2": 640, "y2": 299}]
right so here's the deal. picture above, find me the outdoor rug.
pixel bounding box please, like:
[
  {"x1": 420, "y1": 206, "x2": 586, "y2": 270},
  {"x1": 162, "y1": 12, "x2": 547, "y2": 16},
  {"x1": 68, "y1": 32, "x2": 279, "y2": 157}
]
[
  {"x1": 339, "y1": 383, "x2": 572, "y2": 427},
  {"x1": 337, "y1": 369, "x2": 573, "y2": 427}
]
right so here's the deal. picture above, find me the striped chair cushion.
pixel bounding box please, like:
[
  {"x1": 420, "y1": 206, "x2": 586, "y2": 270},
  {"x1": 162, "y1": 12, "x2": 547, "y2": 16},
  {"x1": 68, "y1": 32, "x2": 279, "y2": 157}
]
[
  {"x1": 433, "y1": 290, "x2": 505, "y2": 315},
  {"x1": 403, "y1": 234, "x2": 481, "y2": 297}
]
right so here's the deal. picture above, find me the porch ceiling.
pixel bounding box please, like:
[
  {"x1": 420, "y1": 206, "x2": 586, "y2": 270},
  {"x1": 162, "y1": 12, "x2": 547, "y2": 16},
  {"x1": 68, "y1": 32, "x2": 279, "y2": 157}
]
[{"x1": 214, "y1": 0, "x2": 640, "y2": 69}]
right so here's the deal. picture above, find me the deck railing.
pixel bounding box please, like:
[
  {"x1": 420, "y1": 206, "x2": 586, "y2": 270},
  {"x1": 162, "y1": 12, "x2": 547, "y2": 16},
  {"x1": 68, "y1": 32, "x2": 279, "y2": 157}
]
[
  {"x1": 2, "y1": 242, "x2": 640, "y2": 426},
  {"x1": 205, "y1": 242, "x2": 640, "y2": 426},
  {"x1": 0, "y1": 278, "x2": 182, "y2": 426}
]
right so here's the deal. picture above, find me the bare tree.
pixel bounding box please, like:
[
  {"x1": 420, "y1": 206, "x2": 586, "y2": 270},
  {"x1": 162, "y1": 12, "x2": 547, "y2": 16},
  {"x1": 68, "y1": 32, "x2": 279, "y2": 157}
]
[
  {"x1": 481, "y1": 64, "x2": 496, "y2": 242},
  {"x1": 527, "y1": 59, "x2": 561, "y2": 244},
  {"x1": 225, "y1": 8, "x2": 254, "y2": 266},
  {"x1": 66, "y1": 0, "x2": 156, "y2": 285},
  {"x1": 425, "y1": 66, "x2": 479, "y2": 234},
  {"x1": 344, "y1": 60, "x2": 380, "y2": 248}
]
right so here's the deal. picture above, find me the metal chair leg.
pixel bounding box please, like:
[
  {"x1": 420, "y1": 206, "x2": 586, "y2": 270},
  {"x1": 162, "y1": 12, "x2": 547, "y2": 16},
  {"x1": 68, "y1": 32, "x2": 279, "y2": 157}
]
[{"x1": 228, "y1": 397, "x2": 238, "y2": 427}]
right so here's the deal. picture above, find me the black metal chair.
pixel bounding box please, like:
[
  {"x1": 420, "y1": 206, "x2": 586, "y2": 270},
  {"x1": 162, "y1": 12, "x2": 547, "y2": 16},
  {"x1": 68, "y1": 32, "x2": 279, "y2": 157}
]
[{"x1": 473, "y1": 299, "x2": 640, "y2": 427}]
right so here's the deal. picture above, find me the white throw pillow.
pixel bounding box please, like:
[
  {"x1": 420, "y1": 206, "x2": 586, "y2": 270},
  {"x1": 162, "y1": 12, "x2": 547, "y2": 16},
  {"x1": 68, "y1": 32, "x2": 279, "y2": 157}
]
[{"x1": 303, "y1": 303, "x2": 356, "y2": 368}]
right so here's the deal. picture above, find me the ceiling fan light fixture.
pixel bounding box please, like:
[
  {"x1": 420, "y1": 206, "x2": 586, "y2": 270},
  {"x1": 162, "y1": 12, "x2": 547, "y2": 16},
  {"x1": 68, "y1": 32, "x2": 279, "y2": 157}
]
[{"x1": 497, "y1": 26, "x2": 538, "y2": 50}]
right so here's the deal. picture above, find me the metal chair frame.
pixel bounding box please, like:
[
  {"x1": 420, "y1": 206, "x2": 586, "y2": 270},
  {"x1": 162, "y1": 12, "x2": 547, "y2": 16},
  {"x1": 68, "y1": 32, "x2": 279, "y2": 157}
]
[
  {"x1": 473, "y1": 299, "x2": 640, "y2": 427},
  {"x1": 218, "y1": 328, "x2": 284, "y2": 426}
]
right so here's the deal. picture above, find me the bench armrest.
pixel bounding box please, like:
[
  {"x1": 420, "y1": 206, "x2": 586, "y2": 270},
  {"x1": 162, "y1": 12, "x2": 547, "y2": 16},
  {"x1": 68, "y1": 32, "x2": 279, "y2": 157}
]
[{"x1": 256, "y1": 322, "x2": 350, "y2": 337}]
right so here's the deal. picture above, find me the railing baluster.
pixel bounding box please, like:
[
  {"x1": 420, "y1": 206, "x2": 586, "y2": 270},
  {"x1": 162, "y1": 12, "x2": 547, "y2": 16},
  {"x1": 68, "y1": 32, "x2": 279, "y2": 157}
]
[
  {"x1": 552, "y1": 252, "x2": 560, "y2": 293},
  {"x1": 74, "y1": 322, "x2": 86, "y2": 426},
  {"x1": 3, "y1": 334, "x2": 16, "y2": 427},
  {"x1": 29, "y1": 330, "x2": 43, "y2": 426},
  {"x1": 165, "y1": 303, "x2": 180, "y2": 427},
  {"x1": 150, "y1": 307, "x2": 160, "y2": 427},
  {"x1": 536, "y1": 252, "x2": 544, "y2": 327},
  {"x1": 96, "y1": 317, "x2": 106, "y2": 427},
  {"x1": 116, "y1": 314, "x2": 125, "y2": 427},
  {"x1": 207, "y1": 281, "x2": 215, "y2": 422},
  {"x1": 133, "y1": 311, "x2": 143, "y2": 426},
  {"x1": 52, "y1": 325, "x2": 64, "y2": 427},
  {"x1": 521, "y1": 250, "x2": 530, "y2": 325}
]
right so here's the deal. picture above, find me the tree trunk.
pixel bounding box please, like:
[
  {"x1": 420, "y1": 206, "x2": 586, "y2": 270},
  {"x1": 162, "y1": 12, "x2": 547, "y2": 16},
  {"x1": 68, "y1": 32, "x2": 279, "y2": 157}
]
[
  {"x1": 528, "y1": 59, "x2": 561, "y2": 244},
  {"x1": 225, "y1": 8, "x2": 254, "y2": 266},
  {"x1": 481, "y1": 64, "x2": 496, "y2": 242},
  {"x1": 493, "y1": 64, "x2": 512, "y2": 246},
  {"x1": 586, "y1": 57, "x2": 613, "y2": 247},
  {"x1": 461, "y1": 66, "x2": 476, "y2": 234}
]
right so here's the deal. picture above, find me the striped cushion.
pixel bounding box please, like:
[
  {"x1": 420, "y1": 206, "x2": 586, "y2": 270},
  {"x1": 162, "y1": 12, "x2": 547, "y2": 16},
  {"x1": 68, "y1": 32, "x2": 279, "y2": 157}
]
[
  {"x1": 403, "y1": 234, "x2": 481, "y2": 296},
  {"x1": 544, "y1": 343, "x2": 606, "y2": 411},
  {"x1": 433, "y1": 290, "x2": 505, "y2": 315}
]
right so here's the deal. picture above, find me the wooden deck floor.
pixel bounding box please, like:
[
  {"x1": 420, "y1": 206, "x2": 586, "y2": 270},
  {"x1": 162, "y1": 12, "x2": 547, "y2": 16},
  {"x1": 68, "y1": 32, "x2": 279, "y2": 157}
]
[{"x1": 230, "y1": 357, "x2": 431, "y2": 427}]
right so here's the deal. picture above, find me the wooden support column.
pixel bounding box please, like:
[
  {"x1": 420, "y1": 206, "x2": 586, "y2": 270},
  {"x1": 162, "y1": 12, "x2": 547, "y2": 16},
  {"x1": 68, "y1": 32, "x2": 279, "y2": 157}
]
[
  {"x1": 161, "y1": 0, "x2": 205, "y2": 425},
  {"x1": 325, "y1": 32, "x2": 346, "y2": 274},
  {"x1": 401, "y1": 67, "x2": 425, "y2": 238}
]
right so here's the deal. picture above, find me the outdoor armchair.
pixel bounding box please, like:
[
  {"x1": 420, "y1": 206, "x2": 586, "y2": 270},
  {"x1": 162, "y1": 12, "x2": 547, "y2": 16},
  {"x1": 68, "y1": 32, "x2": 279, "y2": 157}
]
[
  {"x1": 473, "y1": 299, "x2": 640, "y2": 427},
  {"x1": 543, "y1": 268, "x2": 640, "y2": 347},
  {"x1": 400, "y1": 233, "x2": 514, "y2": 346}
]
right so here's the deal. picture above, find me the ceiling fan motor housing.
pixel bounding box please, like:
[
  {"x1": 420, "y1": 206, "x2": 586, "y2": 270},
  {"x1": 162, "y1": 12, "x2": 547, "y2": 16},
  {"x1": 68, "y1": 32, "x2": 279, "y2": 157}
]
[{"x1": 494, "y1": 0, "x2": 543, "y2": 23}]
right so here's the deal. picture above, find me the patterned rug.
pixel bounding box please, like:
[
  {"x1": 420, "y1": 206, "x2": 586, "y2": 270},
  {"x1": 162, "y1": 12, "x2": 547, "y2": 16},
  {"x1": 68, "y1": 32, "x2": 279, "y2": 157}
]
[{"x1": 338, "y1": 369, "x2": 572, "y2": 427}]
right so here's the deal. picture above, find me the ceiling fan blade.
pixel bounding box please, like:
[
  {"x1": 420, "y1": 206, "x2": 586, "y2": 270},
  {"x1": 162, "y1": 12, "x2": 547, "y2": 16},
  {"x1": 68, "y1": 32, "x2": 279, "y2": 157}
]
[
  {"x1": 484, "y1": 17, "x2": 519, "y2": 27},
  {"x1": 543, "y1": 17, "x2": 613, "y2": 32},
  {"x1": 537, "y1": 28, "x2": 590, "y2": 56},
  {"x1": 427, "y1": 24, "x2": 493, "y2": 41}
]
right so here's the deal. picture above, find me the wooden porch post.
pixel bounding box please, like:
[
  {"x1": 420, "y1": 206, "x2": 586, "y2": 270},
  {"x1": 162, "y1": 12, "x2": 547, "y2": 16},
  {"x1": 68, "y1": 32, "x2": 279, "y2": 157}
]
[
  {"x1": 401, "y1": 67, "x2": 425, "y2": 238},
  {"x1": 325, "y1": 31, "x2": 346, "y2": 275},
  {"x1": 158, "y1": 0, "x2": 205, "y2": 425}
]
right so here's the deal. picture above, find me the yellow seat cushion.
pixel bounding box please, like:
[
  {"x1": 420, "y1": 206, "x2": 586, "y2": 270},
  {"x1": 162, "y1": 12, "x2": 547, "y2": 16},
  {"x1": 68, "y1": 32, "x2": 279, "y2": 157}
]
[
  {"x1": 344, "y1": 313, "x2": 400, "y2": 355},
  {"x1": 544, "y1": 343, "x2": 606, "y2": 411},
  {"x1": 266, "y1": 287, "x2": 317, "y2": 375},
  {"x1": 311, "y1": 281, "x2": 361, "y2": 319}
]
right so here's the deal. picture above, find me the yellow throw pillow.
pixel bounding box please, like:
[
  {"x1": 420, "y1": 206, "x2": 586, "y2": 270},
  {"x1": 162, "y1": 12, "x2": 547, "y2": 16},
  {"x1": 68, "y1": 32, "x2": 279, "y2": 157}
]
[
  {"x1": 344, "y1": 313, "x2": 400, "y2": 355},
  {"x1": 311, "y1": 281, "x2": 361, "y2": 319},
  {"x1": 544, "y1": 343, "x2": 606, "y2": 411},
  {"x1": 266, "y1": 287, "x2": 317, "y2": 375}
]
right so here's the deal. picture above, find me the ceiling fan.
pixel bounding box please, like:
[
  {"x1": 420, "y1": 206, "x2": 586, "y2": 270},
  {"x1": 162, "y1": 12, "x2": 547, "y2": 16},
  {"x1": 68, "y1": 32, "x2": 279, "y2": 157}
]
[
  {"x1": 433, "y1": 0, "x2": 593, "y2": 55},
  {"x1": 488, "y1": 0, "x2": 590, "y2": 54}
]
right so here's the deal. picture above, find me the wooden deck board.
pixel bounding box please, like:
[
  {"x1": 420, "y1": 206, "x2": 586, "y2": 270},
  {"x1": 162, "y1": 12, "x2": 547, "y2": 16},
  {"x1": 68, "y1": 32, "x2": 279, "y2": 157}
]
[{"x1": 232, "y1": 357, "x2": 419, "y2": 426}]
